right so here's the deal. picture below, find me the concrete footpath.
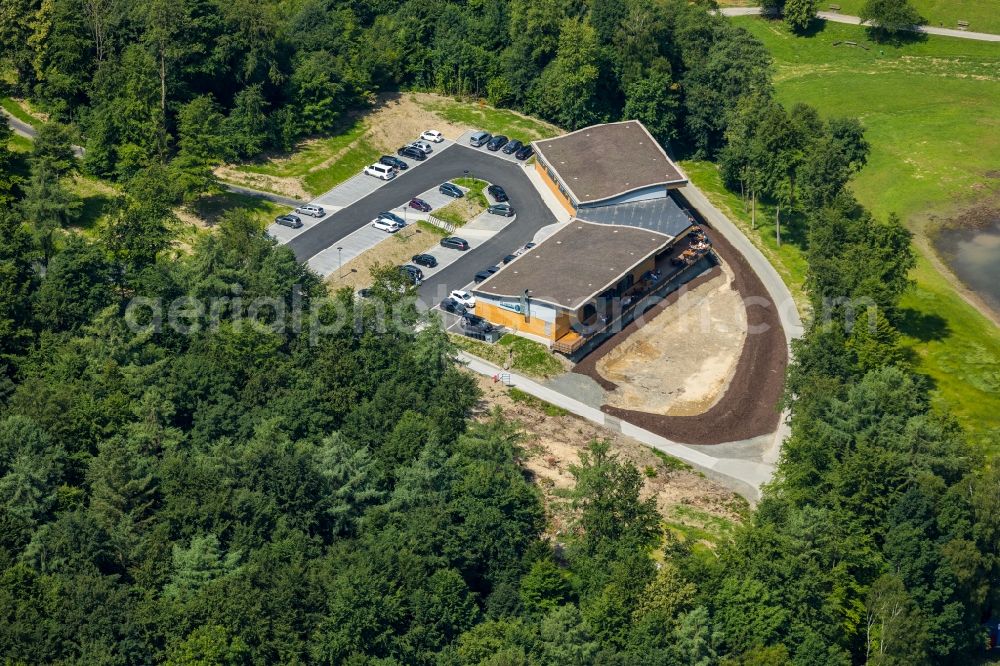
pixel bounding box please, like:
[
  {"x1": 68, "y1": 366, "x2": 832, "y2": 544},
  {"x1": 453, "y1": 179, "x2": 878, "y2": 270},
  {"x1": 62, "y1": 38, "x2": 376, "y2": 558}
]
[
  {"x1": 459, "y1": 352, "x2": 771, "y2": 502},
  {"x1": 719, "y1": 6, "x2": 1000, "y2": 42},
  {"x1": 454, "y1": 179, "x2": 807, "y2": 501}
]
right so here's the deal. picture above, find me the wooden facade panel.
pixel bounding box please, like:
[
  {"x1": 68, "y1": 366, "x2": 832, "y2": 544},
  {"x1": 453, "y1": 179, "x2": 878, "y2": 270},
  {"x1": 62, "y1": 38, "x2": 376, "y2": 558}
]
[
  {"x1": 535, "y1": 160, "x2": 577, "y2": 216},
  {"x1": 476, "y1": 301, "x2": 554, "y2": 340}
]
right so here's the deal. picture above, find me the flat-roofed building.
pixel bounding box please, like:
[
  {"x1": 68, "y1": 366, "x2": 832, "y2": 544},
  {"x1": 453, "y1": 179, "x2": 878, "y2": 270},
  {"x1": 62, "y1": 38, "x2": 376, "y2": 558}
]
[
  {"x1": 471, "y1": 219, "x2": 694, "y2": 351},
  {"x1": 533, "y1": 120, "x2": 687, "y2": 216}
]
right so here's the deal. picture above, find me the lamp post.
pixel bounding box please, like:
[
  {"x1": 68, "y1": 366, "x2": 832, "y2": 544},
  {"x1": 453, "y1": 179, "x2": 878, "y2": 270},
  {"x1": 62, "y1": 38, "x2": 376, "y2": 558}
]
[{"x1": 337, "y1": 246, "x2": 343, "y2": 277}]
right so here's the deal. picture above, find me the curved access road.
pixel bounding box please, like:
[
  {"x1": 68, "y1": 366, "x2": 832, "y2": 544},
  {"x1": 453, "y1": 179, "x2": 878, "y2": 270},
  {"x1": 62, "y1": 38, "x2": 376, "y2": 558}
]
[
  {"x1": 719, "y1": 6, "x2": 1000, "y2": 41},
  {"x1": 285, "y1": 144, "x2": 559, "y2": 305}
]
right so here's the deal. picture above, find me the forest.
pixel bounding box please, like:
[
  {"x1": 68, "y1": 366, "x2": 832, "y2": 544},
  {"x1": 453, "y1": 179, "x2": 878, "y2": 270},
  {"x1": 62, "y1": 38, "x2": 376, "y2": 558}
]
[{"x1": 1, "y1": 0, "x2": 998, "y2": 664}]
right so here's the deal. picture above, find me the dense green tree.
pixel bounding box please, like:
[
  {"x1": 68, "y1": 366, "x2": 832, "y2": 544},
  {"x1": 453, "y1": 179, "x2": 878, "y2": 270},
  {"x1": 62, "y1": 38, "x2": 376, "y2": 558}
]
[
  {"x1": 622, "y1": 71, "x2": 680, "y2": 146},
  {"x1": 31, "y1": 121, "x2": 77, "y2": 176},
  {"x1": 33, "y1": 234, "x2": 113, "y2": 333},
  {"x1": 860, "y1": 0, "x2": 924, "y2": 41},
  {"x1": 171, "y1": 94, "x2": 230, "y2": 199},
  {"x1": 784, "y1": 0, "x2": 818, "y2": 32},
  {"x1": 18, "y1": 162, "x2": 82, "y2": 265},
  {"x1": 530, "y1": 18, "x2": 601, "y2": 130},
  {"x1": 569, "y1": 441, "x2": 660, "y2": 556}
]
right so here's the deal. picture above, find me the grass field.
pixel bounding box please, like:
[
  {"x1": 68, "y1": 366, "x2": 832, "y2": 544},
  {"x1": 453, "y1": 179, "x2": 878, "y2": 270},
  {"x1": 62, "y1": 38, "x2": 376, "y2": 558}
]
[
  {"x1": 717, "y1": 0, "x2": 1000, "y2": 34},
  {"x1": 449, "y1": 333, "x2": 566, "y2": 379},
  {"x1": 680, "y1": 159, "x2": 811, "y2": 314},
  {"x1": 189, "y1": 191, "x2": 285, "y2": 229},
  {"x1": 1, "y1": 97, "x2": 39, "y2": 126},
  {"x1": 415, "y1": 97, "x2": 560, "y2": 143},
  {"x1": 233, "y1": 118, "x2": 379, "y2": 197},
  {"x1": 730, "y1": 17, "x2": 1000, "y2": 452}
]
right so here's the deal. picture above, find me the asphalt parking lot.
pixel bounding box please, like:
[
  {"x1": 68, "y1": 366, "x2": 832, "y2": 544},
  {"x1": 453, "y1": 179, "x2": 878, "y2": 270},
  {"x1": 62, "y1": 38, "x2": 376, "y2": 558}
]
[{"x1": 285, "y1": 143, "x2": 558, "y2": 309}]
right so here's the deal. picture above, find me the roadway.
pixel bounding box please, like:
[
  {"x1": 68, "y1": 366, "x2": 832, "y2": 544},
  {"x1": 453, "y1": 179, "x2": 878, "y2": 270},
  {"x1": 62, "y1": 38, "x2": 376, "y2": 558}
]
[{"x1": 285, "y1": 143, "x2": 559, "y2": 307}]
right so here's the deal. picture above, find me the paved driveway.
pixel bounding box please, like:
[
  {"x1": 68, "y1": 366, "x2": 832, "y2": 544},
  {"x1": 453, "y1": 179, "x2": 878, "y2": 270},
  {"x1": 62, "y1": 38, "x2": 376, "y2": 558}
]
[{"x1": 285, "y1": 144, "x2": 556, "y2": 306}]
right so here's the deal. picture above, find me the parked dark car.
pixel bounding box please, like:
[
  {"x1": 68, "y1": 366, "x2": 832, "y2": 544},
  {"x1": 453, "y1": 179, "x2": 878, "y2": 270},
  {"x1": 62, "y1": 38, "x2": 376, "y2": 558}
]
[
  {"x1": 357, "y1": 288, "x2": 372, "y2": 299},
  {"x1": 461, "y1": 314, "x2": 494, "y2": 333},
  {"x1": 486, "y1": 135, "x2": 509, "y2": 151},
  {"x1": 514, "y1": 144, "x2": 534, "y2": 160},
  {"x1": 399, "y1": 264, "x2": 423, "y2": 285},
  {"x1": 379, "y1": 155, "x2": 408, "y2": 170},
  {"x1": 502, "y1": 254, "x2": 517, "y2": 264},
  {"x1": 412, "y1": 253, "x2": 438, "y2": 268},
  {"x1": 409, "y1": 197, "x2": 432, "y2": 212},
  {"x1": 487, "y1": 184, "x2": 508, "y2": 202},
  {"x1": 502, "y1": 139, "x2": 522, "y2": 155},
  {"x1": 523, "y1": 242, "x2": 536, "y2": 250},
  {"x1": 274, "y1": 214, "x2": 303, "y2": 229},
  {"x1": 488, "y1": 203, "x2": 514, "y2": 217},
  {"x1": 378, "y1": 211, "x2": 406, "y2": 226},
  {"x1": 440, "y1": 298, "x2": 466, "y2": 315},
  {"x1": 398, "y1": 145, "x2": 426, "y2": 161},
  {"x1": 469, "y1": 130, "x2": 491, "y2": 147},
  {"x1": 439, "y1": 182, "x2": 463, "y2": 198},
  {"x1": 440, "y1": 236, "x2": 470, "y2": 251},
  {"x1": 473, "y1": 266, "x2": 500, "y2": 283}
]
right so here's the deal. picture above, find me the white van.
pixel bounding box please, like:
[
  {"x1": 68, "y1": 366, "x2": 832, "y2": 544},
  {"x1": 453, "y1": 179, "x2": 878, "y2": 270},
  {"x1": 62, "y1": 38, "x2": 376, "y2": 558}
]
[{"x1": 364, "y1": 163, "x2": 396, "y2": 180}]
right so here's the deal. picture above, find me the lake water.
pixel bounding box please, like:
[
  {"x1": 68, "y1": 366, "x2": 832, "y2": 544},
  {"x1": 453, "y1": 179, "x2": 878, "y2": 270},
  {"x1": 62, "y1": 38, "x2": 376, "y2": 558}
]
[{"x1": 933, "y1": 218, "x2": 1000, "y2": 315}]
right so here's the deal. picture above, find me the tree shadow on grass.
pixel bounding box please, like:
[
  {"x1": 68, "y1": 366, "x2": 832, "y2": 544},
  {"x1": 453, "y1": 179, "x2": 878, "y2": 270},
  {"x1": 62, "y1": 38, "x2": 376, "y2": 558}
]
[
  {"x1": 896, "y1": 307, "x2": 950, "y2": 342},
  {"x1": 191, "y1": 192, "x2": 274, "y2": 227}
]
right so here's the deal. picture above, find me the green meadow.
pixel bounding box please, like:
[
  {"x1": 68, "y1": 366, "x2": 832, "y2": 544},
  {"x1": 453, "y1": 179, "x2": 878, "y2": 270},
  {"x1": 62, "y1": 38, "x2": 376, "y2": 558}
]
[{"x1": 725, "y1": 17, "x2": 1000, "y2": 452}]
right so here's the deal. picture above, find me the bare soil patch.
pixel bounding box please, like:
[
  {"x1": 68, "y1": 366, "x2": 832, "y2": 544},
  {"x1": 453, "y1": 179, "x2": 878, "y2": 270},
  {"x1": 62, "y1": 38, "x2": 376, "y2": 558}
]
[
  {"x1": 574, "y1": 219, "x2": 787, "y2": 444},
  {"x1": 364, "y1": 93, "x2": 471, "y2": 150},
  {"x1": 214, "y1": 165, "x2": 311, "y2": 201},
  {"x1": 597, "y1": 265, "x2": 747, "y2": 416},
  {"x1": 469, "y1": 373, "x2": 746, "y2": 540}
]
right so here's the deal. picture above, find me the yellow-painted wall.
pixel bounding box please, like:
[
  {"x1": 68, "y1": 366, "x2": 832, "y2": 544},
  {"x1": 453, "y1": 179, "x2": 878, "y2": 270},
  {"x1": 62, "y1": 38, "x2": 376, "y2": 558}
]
[
  {"x1": 476, "y1": 301, "x2": 555, "y2": 340},
  {"x1": 535, "y1": 160, "x2": 576, "y2": 216}
]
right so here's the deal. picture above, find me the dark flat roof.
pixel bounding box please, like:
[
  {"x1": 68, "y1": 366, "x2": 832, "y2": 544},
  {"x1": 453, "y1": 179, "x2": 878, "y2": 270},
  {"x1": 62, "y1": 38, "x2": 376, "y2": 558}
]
[
  {"x1": 473, "y1": 220, "x2": 674, "y2": 311},
  {"x1": 576, "y1": 196, "x2": 695, "y2": 237},
  {"x1": 533, "y1": 121, "x2": 687, "y2": 206}
]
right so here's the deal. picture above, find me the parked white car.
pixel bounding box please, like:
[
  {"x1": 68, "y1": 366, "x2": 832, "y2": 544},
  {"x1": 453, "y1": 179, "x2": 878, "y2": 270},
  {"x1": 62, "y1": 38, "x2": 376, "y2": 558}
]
[
  {"x1": 295, "y1": 204, "x2": 325, "y2": 218},
  {"x1": 364, "y1": 163, "x2": 396, "y2": 180},
  {"x1": 371, "y1": 217, "x2": 402, "y2": 232},
  {"x1": 420, "y1": 130, "x2": 444, "y2": 143},
  {"x1": 449, "y1": 290, "x2": 476, "y2": 308},
  {"x1": 409, "y1": 140, "x2": 433, "y2": 154}
]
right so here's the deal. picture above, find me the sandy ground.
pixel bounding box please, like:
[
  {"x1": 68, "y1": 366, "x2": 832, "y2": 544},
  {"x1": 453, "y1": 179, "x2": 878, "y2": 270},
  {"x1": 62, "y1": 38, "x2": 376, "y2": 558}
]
[
  {"x1": 469, "y1": 373, "x2": 746, "y2": 541},
  {"x1": 597, "y1": 264, "x2": 747, "y2": 416},
  {"x1": 365, "y1": 92, "x2": 471, "y2": 149},
  {"x1": 214, "y1": 165, "x2": 313, "y2": 202},
  {"x1": 217, "y1": 93, "x2": 473, "y2": 200},
  {"x1": 324, "y1": 227, "x2": 442, "y2": 291}
]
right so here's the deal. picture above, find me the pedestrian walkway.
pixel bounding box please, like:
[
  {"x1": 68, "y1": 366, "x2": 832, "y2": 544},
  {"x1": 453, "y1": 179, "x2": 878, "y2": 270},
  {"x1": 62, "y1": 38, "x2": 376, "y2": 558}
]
[
  {"x1": 719, "y1": 6, "x2": 1000, "y2": 41},
  {"x1": 523, "y1": 161, "x2": 573, "y2": 223},
  {"x1": 458, "y1": 351, "x2": 770, "y2": 501}
]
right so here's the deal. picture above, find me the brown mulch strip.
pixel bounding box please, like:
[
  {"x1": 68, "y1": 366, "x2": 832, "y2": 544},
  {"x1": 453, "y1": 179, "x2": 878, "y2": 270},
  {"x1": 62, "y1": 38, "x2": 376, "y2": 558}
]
[{"x1": 572, "y1": 224, "x2": 787, "y2": 445}]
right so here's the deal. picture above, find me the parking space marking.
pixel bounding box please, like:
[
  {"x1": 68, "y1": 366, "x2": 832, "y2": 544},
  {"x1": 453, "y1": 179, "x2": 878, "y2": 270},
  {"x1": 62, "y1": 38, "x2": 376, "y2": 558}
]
[
  {"x1": 455, "y1": 130, "x2": 526, "y2": 163},
  {"x1": 269, "y1": 139, "x2": 456, "y2": 244},
  {"x1": 306, "y1": 224, "x2": 397, "y2": 276}
]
